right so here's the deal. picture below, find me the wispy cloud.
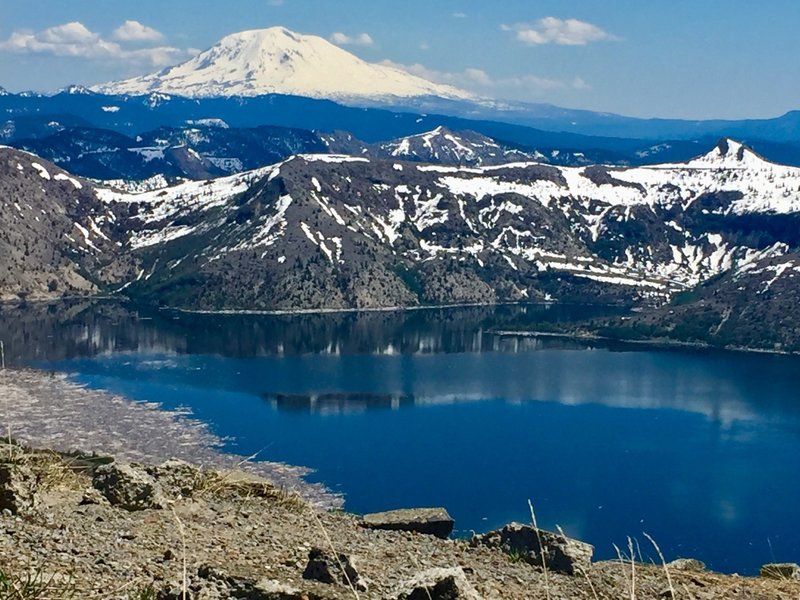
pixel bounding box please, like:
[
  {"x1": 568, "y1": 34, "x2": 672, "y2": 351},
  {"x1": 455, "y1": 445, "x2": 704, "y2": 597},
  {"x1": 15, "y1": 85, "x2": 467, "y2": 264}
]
[
  {"x1": 329, "y1": 32, "x2": 375, "y2": 46},
  {"x1": 452, "y1": 12, "x2": 467, "y2": 18},
  {"x1": 0, "y1": 21, "x2": 195, "y2": 67},
  {"x1": 112, "y1": 20, "x2": 165, "y2": 43},
  {"x1": 381, "y1": 60, "x2": 589, "y2": 96},
  {"x1": 502, "y1": 17, "x2": 616, "y2": 46}
]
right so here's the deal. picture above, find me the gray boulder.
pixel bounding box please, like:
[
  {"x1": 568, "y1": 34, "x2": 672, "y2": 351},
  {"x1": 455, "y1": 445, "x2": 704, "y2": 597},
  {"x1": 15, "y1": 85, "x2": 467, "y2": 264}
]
[
  {"x1": 667, "y1": 558, "x2": 706, "y2": 572},
  {"x1": 760, "y1": 563, "x2": 800, "y2": 580},
  {"x1": 395, "y1": 567, "x2": 481, "y2": 600},
  {"x1": 93, "y1": 462, "x2": 167, "y2": 511},
  {"x1": 361, "y1": 507, "x2": 454, "y2": 539},
  {"x1": 0, "y1": 463, "x2": 38, "y2": 515},
  {"x1": 471, "y1": 522, "x2": 593, "y2": 575},
  {"x1": 252, "y1": 579, "x2": 307, "y2": 599}
]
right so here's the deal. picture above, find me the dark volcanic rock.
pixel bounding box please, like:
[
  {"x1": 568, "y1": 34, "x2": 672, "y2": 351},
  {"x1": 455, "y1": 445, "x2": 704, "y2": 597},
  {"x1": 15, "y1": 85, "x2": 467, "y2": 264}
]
[
  {"x1": 361, "y1": 507, "x2": 455, "y2": 539},
  {"x1": 302, "y1": 547, "x2": 366, "y2": 591},
  {"x1": 471, "y1": 522, "x2": 593, "y2": 575}
]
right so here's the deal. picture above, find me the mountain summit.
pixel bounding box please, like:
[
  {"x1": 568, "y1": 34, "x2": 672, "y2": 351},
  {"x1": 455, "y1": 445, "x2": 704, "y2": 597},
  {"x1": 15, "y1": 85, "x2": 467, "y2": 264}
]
[
  {"x1": 685, "y1": 138, "x2": 768, "y2": 169},
  {"x1": 93, "y1": 27, "x2": 473, "y2": 102}
]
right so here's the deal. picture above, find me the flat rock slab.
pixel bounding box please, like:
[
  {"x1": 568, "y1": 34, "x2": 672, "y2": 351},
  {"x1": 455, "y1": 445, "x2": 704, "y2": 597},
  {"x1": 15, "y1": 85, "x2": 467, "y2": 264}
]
[{"x1": 361, "y1": 508, "x2": 455, "y2": 539}]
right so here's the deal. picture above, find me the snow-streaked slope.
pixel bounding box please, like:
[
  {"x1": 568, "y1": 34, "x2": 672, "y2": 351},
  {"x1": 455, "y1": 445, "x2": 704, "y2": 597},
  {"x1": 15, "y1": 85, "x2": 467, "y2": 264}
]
[
  {"x1": 379, "y1": 126, "x2": 543, "y2": 166},
  {"x1": 91, "y1": 139, "x2": 800, "y2": 310},
  {"x1": 94, "y1": 27, "x2": 474, "y2": 102}
]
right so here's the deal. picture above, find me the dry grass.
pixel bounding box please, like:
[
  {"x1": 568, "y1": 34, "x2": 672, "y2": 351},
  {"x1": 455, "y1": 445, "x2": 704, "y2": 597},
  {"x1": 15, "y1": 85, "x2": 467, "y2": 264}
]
[
  {"x1": 0, "y1": 441, "x2": 90, "y2": 493},
  {"x1": 0, "y1": 565, "x2": 76, "y2": 600},
  {"x1": 528, "y1": 499, "x2": 551, "y2": 600},
  {"x1": 307, "y1": 507, "x2": 361, "y2": 600},
  {"x1": 643, "y1": 532, "x2": 675, "y2": 600},
  {"x1": 195, "y1": 470, "x2": 306, "y2": 510},
  {"x1": 170, "y1": 508, "x2": 188, "y2": 600}
]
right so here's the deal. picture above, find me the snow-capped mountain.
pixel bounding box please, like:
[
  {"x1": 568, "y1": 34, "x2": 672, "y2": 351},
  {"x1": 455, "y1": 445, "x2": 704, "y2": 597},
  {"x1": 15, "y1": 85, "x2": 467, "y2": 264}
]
[
  {"x1": 59, "y1": 85, "x2": 97, "y2": 96},
  {"x1": 684, "y1": 138, "x2": 767, "y2": 169},
  {"x1": 93, "y1": 27, "x2": 474, "y2": 102},
  {"x1": 377, "y1": 127, "x2": 543, "y2": 167}
]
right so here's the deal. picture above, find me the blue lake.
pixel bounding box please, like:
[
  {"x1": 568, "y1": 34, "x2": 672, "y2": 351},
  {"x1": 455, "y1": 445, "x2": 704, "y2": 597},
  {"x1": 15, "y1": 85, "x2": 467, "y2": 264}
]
[{"x1": 8, "y1": 301, "x2": 800, "y2": 574}]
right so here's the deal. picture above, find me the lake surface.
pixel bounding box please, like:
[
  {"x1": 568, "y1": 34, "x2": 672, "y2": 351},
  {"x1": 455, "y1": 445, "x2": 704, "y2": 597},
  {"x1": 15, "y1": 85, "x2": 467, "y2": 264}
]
[{"x1": 5, "y1": 301, "x2": 800, "y2": 574}]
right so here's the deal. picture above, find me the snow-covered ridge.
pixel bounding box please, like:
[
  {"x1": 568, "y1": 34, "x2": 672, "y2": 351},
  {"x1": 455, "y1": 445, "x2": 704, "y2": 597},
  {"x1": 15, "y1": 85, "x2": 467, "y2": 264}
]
[
  {"x1": 429, "y1": 138, "x2": 800, "y2": 215},
  {"x1": 94, "y1": 27, "x2": 474, "y2": 102},
  {"x1": 380, "y1": 126, "x2": 540, "y2": 166},
  {"x1": 81, "y1": 139, "x2": 800, "y2": 306}
]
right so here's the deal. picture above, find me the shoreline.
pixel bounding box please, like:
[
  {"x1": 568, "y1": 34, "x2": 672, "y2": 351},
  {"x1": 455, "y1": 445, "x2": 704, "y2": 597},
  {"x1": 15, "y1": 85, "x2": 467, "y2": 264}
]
[
  {"x1": 168, "y1": 299, "x2": 540, "y2": 317},
  {"x1": 489, "y1": 328, "x2": 800, "y2": 357},
  {"x1": 0, "y1": 367, "x2": 340, "y2": 508}
]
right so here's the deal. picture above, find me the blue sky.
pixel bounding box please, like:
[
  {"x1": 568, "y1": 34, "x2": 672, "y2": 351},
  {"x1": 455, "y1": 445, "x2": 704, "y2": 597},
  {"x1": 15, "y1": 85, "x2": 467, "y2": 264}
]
[{"x1": 1, "y1": 0, "x2": 798, "y2": 120}]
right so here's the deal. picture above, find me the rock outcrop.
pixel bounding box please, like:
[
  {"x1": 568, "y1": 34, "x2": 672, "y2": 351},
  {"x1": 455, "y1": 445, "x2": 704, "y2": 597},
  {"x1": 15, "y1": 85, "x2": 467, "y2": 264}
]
[
  {"x1": 2, "y1": 439, "x2": 798, "y2": 600},
  {"x1": 471, "y1": 522, "x2": 594, "y2": 575},
  {"x1": 668, "y1": 558, "x2": 706, "y2": 572}
]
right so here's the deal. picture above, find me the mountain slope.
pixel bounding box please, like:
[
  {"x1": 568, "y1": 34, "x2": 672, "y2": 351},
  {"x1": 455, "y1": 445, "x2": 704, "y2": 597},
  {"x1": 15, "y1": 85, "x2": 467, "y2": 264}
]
[
  {"x1": 603, "y1": 252, "x2": 800, "y2": 352},
  {"x1": 14, "y1": 124, "x2": 331, "y2": 182},
  {"x1": 0, "y1": 148, "x2": 136, "y2": 301},
  {"x1": 9, "y1": 91, "x2": 800, "y2": 168},
  {"x1": 83, "y1": 139, "x2": 799, "y2": 312},
  {"x1": 94, "y1": 27, "x2": 473, "y2": 102},
  {"x1": 5, "y1": 139, "x2": 800, "y2": 324}
]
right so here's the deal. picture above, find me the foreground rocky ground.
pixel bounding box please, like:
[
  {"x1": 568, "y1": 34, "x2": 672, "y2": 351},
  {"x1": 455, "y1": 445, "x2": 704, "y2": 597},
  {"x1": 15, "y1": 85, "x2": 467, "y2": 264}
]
[{"x1": 1, "y1": 440, "x2": 799, "y2": 600}]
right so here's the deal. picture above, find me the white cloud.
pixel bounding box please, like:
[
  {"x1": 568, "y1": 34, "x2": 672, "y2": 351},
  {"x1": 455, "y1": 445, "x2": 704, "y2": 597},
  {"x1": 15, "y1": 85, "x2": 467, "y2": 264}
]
[
  {"x1": 0, "y1": 21, "x2": 194, "y2": 67},
  {"x1": 381, "y1": 60, "x2": 590, "y2": 97},
  {"x1": 112, "y1": 20, "x2": 164, "y2": 43},
  {"x1": 452, "y1": 12, "x2": 467, "y2": 18},
  {"x1": 329, "y1": 32, "x2": 374, "y2": 46},
  {"x1": 503, "y1": 17, "x2": 616, "y2": 46}
]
